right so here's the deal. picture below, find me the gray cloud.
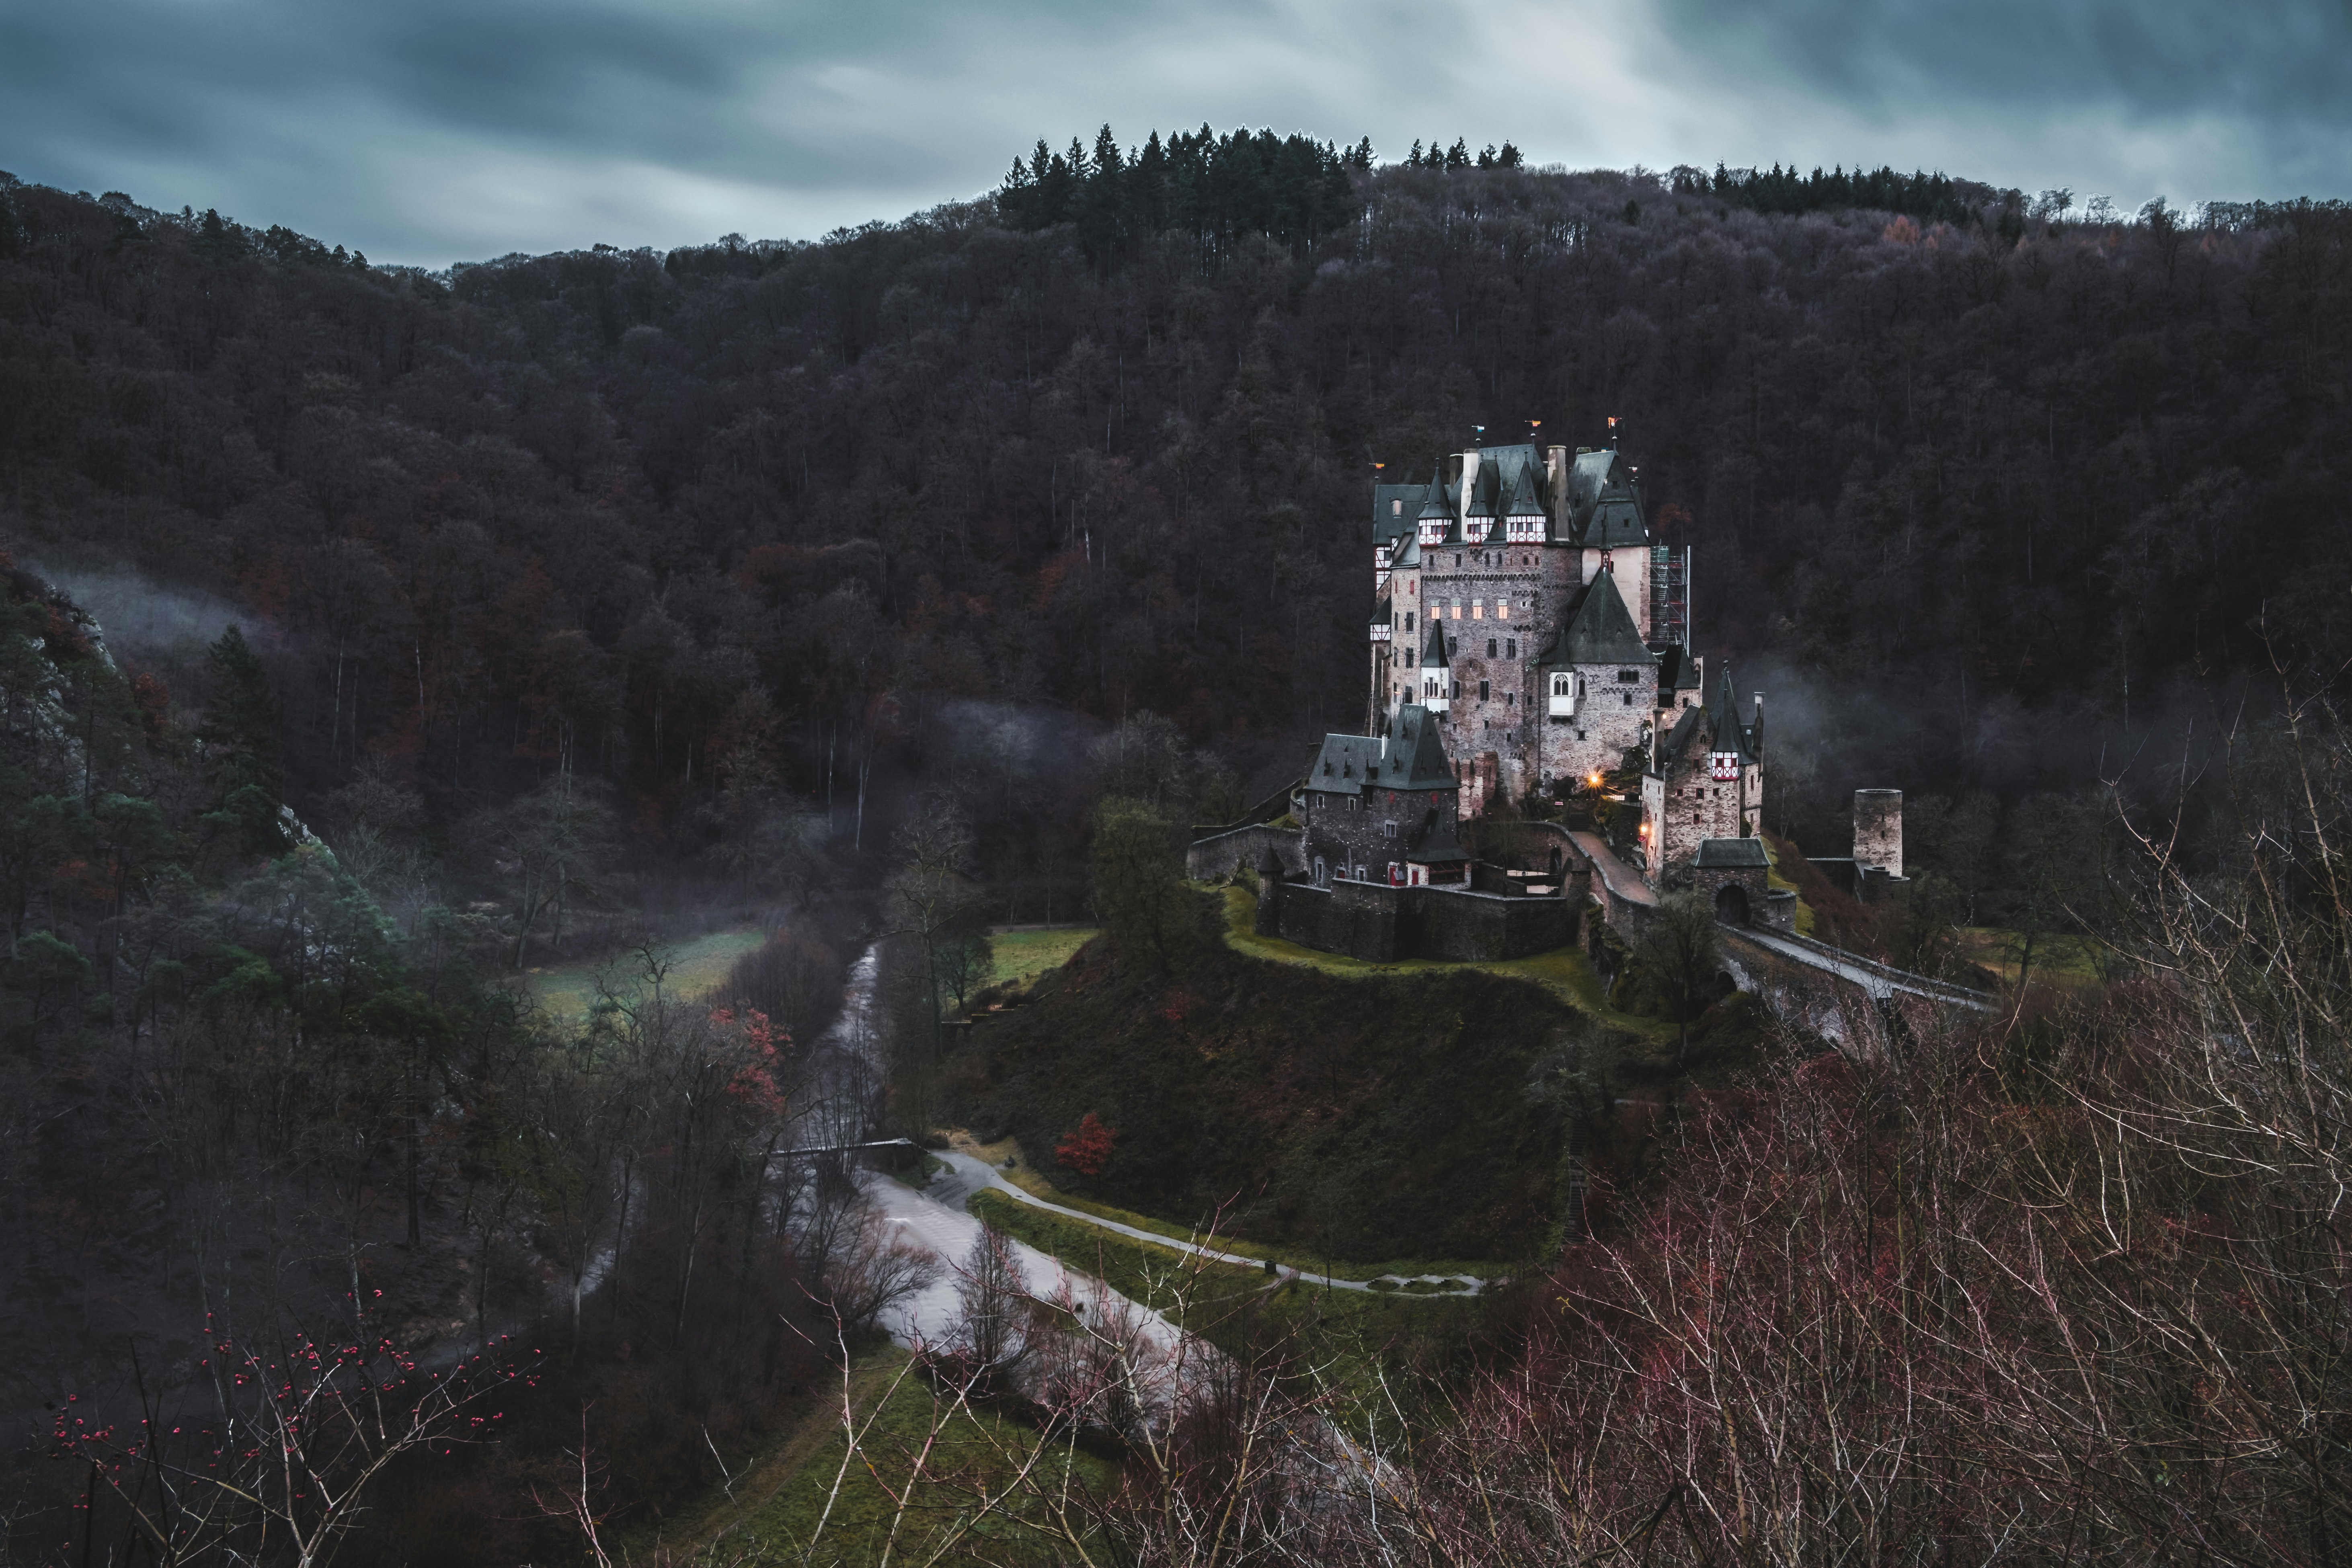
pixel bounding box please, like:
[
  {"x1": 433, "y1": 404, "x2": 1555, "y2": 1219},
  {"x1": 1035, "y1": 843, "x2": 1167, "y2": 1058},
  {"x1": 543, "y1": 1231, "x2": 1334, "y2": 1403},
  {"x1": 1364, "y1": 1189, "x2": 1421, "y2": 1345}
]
[{"x1": 0, "y1": 0, "x2": 2342, "y2": 267}]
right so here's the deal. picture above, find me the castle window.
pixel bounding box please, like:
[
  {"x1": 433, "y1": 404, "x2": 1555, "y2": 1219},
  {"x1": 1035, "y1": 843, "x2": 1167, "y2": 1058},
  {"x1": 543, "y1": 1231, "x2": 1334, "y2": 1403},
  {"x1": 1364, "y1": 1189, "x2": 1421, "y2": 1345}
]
[
  {"x1": 1479, "y1": 679, "x2": 1490, "y2": 700},
  {"x1": 1506, "y1": 639, "x2": 1517, "y2": 659},
  {"x1": 1623, "y1": 693, "x2": 1633, "y2": 706},
  {"x1": 1405, "y1": 612, "x2": 1414, "y2": 630},
  {"x1": 1472, "y1": 598, "x2": 1484, "y2": 619},
  {"x1": 1498, "y1": 602, "x2": 1509, "y2": 619},
  {"x1": 1383, "y1": 821, "x2": 1397, "y2": 838},
  {"x1": 1393, "y1": 499, "x2": 1403, "y2": 515},
  {"x1": 1617, "y1": 669, "x2": 1638, "y2": 684},
  {"x1": 1451, "y1": 680, "x2": 1461, "y2": 699},
  {"x1": 1505, "y1": 692, "x2": 1514, "y2": 706},
  {"x1": 1486, "y1": 638, "x2": 1497, "y2": 657}
]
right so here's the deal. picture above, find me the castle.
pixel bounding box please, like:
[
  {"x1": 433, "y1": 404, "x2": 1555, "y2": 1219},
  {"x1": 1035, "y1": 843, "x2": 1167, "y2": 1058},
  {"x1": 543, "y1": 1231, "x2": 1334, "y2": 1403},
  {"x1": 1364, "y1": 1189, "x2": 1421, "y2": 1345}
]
[
  {"x1": 1187, "y1": 431, "x2": 1915, "y2": 966},
  {"x1": 1365, "y1": 438, "x2": 1757, "y2": 887}
]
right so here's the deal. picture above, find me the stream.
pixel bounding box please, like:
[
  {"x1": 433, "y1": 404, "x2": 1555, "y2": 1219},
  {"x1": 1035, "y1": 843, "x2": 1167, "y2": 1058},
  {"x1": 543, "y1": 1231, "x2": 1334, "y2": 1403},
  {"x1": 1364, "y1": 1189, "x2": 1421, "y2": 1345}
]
[{"x1": 809, "y1": 942, "x2": 1192, "y2": 1405}]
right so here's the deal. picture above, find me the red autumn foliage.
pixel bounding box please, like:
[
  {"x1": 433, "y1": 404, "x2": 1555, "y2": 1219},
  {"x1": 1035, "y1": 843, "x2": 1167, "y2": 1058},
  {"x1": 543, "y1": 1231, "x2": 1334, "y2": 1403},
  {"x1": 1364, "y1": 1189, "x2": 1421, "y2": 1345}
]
[{"x1": 1055, "y1": 1112, "x2": 1117, "y2": 1176}]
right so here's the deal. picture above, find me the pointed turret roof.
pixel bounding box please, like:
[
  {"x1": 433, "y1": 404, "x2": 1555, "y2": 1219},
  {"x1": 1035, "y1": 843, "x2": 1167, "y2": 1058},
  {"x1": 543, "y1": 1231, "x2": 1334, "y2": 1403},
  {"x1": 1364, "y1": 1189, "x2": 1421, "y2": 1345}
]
[
  {"x1": 1463, "y1": 459, "x2": 1496, "y2": 518},
  {"x1": 1541, "y1": 570, "x2": 1652, "y2": 667},
  {"x1": 1420, "y1": 619, "x2": 1450, "y2": 668},
  {"x1": 1416, "y1": 467, "x2": 1450, "y2": 521},
  {"x1": 1500, "y1": 460, "x2": 1543, "y2": 518},
  {"x1": 1711, "y1": 667, "x2": 1757, "y2": 762}
]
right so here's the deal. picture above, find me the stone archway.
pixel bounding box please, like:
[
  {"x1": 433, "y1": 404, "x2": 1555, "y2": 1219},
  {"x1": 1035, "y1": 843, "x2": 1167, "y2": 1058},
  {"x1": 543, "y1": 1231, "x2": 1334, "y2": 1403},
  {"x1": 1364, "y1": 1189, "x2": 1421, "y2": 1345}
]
[{"x1": 1714, "y1": 882, "x2": 1751, "y2": 926}]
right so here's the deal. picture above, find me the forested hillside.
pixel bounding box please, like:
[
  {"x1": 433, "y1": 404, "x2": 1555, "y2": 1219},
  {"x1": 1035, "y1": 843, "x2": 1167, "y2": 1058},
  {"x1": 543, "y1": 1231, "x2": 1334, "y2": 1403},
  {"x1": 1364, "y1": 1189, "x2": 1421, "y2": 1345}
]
[
  {"x1": 2, "y1": 131, "x2": 2350, "y2": 1564},
  {"x1": 4, "y1": 146, "x2": 2347, "y2": 895}
]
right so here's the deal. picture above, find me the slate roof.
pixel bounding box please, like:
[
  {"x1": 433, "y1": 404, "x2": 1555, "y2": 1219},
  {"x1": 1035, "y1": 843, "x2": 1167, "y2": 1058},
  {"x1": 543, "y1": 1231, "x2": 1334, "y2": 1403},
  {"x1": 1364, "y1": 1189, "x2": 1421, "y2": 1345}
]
[
  {"x1": 1539, "y1": 570, "x2": 1654, "y2": 668},
  {"x1": 1653, "y1": 702, "x2": 1708, "y2": 775},
  {"x1": 1420, "y1": 619, "x2": 1450, "y2": 669},
  {"x1": 1500, "y1": 460, "x2": 1544, "y2": 521},
  {"x1": 1372, "y1": 482, "x2": 1424, "y2": 544},
  {"x1": 1566, "y1": 448, "x2": 1618, "y2": 515},
  {"x1": 1405, "y1": 823, "x2": 1468, "y2": 864},
  {"x1": 1711, "y1": 667, "x2": 1759, "y2": 762},
  {"x1": 1306, "y1": 704, "x2": 1459, "y2": 797},
  {"x1": 1695, "y1": 837, "x2": 1769, "y2": 869},
  {"x1": 1654, "y1": 645, "x2": 1704, "y2": 693},
  {"x1": 1416, "y1": 467, "x2": 1451, "y2": 521},
  {"x1": 1583, "y1": 493, "x2": 1648, "y2": 547}
]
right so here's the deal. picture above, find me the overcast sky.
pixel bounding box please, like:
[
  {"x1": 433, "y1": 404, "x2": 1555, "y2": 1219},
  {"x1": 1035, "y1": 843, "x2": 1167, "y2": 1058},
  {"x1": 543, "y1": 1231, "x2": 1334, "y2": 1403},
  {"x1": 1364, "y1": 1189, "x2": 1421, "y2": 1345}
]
[{"x1": 2, "y1": 0, "x2": 2343, "y2": 267}]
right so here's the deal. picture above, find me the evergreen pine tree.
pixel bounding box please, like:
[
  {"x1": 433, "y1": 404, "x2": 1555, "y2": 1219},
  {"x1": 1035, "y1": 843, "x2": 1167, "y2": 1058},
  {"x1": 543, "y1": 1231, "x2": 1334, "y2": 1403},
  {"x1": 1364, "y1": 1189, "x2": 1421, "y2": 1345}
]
[{"x1": 199, "y1": 624, "x2": 285, "y2": 852}]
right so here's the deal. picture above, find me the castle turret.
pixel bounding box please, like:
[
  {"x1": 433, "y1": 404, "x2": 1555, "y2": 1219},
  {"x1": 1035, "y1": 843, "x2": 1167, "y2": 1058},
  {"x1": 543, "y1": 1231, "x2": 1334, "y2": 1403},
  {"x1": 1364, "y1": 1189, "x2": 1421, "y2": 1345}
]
[
  {"x1": 1417, "y1": 619, "x2": 1451, "y2": 717},
  {"x1": 1414, "y1": 466, "x2": 1451, "y2": 547}
]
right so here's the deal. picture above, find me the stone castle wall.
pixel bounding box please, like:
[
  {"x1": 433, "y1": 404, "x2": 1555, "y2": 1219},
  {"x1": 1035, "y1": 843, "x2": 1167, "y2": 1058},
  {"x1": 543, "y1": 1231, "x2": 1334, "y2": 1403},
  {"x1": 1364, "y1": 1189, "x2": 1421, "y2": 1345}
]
[
  {"x1": 1264, "y1": 877, "x2": 1578, "y2": 963},
  {"x1": 1186, "y1": 824, "x2": 1306, "y2": 882}
]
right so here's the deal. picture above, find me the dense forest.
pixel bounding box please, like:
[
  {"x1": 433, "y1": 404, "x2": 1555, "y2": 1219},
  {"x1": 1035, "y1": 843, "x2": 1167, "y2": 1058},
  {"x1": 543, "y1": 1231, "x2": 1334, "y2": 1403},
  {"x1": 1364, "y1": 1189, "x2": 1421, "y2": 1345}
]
[
  {"x1": 2, "y1": 134, "x2": 2350, "y2": 1562},
  {"x1": 5, "y1": 140, "x2": 2349, "y2": 889}
]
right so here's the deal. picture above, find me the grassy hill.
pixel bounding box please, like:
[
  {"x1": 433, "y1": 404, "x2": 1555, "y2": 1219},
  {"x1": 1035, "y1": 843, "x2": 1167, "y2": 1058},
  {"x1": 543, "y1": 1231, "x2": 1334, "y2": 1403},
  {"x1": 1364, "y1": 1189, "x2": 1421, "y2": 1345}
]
[{"x1": 949, "y1": 890, "x2": 1641, "y2": 1264}]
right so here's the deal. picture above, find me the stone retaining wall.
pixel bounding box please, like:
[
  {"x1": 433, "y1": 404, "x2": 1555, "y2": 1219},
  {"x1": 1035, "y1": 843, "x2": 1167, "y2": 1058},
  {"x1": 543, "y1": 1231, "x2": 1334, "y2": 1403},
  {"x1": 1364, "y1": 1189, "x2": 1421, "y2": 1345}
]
[{"x1": 1264, "y1": 877, "x2": 1578, "y2": 963}]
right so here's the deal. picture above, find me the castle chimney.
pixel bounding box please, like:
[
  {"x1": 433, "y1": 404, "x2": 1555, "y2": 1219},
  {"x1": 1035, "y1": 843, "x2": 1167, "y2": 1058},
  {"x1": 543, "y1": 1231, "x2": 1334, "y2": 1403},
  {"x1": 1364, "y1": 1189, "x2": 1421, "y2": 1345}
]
[{"x1": 1853, "y1": 789, "x2": 1903, "y2": 877}]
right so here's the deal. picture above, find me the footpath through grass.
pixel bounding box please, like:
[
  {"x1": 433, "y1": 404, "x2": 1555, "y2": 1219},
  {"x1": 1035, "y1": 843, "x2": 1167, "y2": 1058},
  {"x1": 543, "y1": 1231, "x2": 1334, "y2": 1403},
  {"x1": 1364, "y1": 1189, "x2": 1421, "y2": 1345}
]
[
  {"x1": 970, "y1": 1190, "x2": 1486, "y2": 1414},
  {"x1": 1213, "y1": 884, "x2": 1671, "y2": 1041},
  {"x1": 975, "y1": 1143, "x2": 1507, "y2": 1285}
]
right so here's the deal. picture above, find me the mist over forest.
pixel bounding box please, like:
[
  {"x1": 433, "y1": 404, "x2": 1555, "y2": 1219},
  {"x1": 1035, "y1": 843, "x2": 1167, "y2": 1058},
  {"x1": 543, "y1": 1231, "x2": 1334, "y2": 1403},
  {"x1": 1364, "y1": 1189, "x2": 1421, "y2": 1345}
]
[
  {"x1": 6, "y1": 144, "x2": 2347, "y2": 879},
  {"x1": 3, "y1": 136, "x2": 2350, "y2": 1564}
]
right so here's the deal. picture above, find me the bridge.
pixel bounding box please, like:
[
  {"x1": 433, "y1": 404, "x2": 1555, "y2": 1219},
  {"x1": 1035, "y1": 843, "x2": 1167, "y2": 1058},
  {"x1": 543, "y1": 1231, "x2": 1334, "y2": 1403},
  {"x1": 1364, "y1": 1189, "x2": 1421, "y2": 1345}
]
[{"x1": 1719, "y1": 924, "x2": 1996, "y2": 1012}]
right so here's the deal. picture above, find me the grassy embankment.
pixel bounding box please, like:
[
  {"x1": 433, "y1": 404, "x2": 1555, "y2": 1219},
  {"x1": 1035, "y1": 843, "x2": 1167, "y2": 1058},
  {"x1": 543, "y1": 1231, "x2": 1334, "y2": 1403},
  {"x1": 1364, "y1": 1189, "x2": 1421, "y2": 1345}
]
[
  {"x1": 1758, "y1": 837, "x2": 1818, "y2": 936},
  {"x1": 983, "y1": 926, "x2": 1098, "y2": 991},
  {"x1": 1953, "y1": 927, "x2": 2107, "y2": 986},
  {"x1": 523, "y1": 926, "x2": 769, "y2": 1022},
  {"x1": 1212, "y1": 884, "x2": 1672, "y2": 1041},
  {"x1": 629, "y1": 1344, "x2": 1115, "y2": 1567},
  {"x1": 957, "y1": 885, "x2": 1692, "y2": 1266}
]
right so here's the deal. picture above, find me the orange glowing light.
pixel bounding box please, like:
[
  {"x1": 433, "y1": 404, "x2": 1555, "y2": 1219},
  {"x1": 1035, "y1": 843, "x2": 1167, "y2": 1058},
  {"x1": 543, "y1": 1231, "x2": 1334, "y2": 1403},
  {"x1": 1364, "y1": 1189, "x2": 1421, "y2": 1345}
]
[{"x1": 1586, "y1": 772, "x2": 1601, "y2": 788}]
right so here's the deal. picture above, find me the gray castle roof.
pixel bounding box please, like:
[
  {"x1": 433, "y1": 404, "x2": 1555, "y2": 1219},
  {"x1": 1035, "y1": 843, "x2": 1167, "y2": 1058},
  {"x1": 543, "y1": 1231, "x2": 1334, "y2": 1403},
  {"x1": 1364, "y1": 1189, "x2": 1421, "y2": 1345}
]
[
  {"x1": 1307, "y1": 704, "x2": 1458, "y2": 797},
  {"x1": 1420, "y1": 618, "x2": 1450, "y2": 668},
  {"x1": 1500, "y1": 460, "x2": 1544, "y2": 519},
  {"x1": 1654, "y1": 703, "x2": 1708, "y2": 776},
  {"x1": 1373, "y1": 482, "x2": 1424, "y2": 545},
  {"x1": 1416, "y1": 467, "x2": 1451, "y2": 522},
  {"x1": 1711, "y1": 667, "x2": 1758, "y2": 762},
  {"x1": 1654, "y1": 645, "x2": 1704, "y2": 693},
  {"x1": 1695, "y1": 837, "x2": 1769, "y2": 869},
  {"x1": 1378, "y1": 439, "x2": 1648, "y2": 554},
  {"x1": 1539, "y1": 570, "x2": 1653, "y2": 667}
]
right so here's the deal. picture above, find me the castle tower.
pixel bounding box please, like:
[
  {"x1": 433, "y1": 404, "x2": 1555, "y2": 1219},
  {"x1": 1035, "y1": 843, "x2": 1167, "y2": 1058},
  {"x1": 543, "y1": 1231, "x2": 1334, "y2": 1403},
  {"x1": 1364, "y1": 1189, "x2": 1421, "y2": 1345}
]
[
  {"x1": 1415, "y1": 618, "x2": 1451, "y2": 717},
  {"x1": 1853, "y1": 789, "x2": 1902, "y2": 876},
  {"x1": 1642, "y1": 664, "x2": 1765, "y2": 882}
]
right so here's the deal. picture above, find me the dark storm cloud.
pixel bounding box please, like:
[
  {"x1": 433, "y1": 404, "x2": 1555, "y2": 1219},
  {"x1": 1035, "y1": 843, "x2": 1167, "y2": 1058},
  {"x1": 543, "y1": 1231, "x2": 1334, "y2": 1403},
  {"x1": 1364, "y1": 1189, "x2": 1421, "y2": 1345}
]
[
  {"x1": 1654, "y1": 0, "x2": 2352, "y2": 192},
  {"x1": 1661, "y1": 0, "x2": 2351, "y2": 122},
  {"x1": 0, "y1": 0, "x2": 2341, "y2": 266}
]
